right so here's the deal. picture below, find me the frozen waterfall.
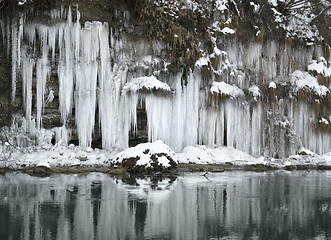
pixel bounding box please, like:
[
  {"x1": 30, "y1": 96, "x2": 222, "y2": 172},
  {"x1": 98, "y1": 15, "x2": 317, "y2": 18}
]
[{"x1": 2, "y1": 6, "x2": 331, "y2": 157}]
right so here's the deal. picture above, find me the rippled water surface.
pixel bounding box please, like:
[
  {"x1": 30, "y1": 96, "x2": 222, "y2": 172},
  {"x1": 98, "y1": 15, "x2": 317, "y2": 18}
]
[{"x1": 1, "y1": 171, "x2": 331, "y2": 240}]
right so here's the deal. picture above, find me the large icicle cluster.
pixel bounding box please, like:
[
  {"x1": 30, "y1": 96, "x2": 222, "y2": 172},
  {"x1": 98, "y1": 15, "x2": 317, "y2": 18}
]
[
  {"x1": 2, "y1": 5, "x2": 331, "y2": 158},
  {"x1": 5, "y1": 7, "x2": 134, "y2": 148}
]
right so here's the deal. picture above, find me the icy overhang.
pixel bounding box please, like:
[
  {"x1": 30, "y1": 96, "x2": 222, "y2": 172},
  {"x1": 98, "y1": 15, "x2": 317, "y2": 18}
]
[
  {"x1": 122, "y1": 76, "x2": 172, "y2": 94},
  {"x1": 210, "y1": 81, "x2": 244, "y2": 98},
  {"x1": 291, "y1": 70, "x2": 330, "y2": 97}
]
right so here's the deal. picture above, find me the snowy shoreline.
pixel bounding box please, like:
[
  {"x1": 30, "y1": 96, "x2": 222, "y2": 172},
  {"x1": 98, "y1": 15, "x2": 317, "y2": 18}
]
[{"x1": 1, "y1": 140, "x2": 331, "y2": 174}]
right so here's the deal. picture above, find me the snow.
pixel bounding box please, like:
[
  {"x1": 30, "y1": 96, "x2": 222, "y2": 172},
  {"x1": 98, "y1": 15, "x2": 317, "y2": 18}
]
[
  {"x1": 2, "y1": 140, "x2": 331, "y2": 170},
  {"x1": 215, "y1": 0, "x2": 228, "y2": 12},
  {"x1": 269, "y1": 81, "x2": 277, "y2": 89},
  {"x1": 0, "y1": 143, "x2": 116, "y2": 170},
  {"x1": 210, "y1": 81, "x2": 244, "y2": 98},
  {"x1": 221, "y1": 27, "x2": 235, "y2": 35},
  {"x1": 195, "y1": 57, "x2": 209, "y2": 67},
  {"x1": 319, "y1": 117, "x2": 329, "y2": 125},
  {"x1": 268, "y1": 0, "x2": 277, "y2": 7},
  {"x1": 291, "y1": 70, "x2": 329, "y2": 97},
  {"x1": 3, "y1": 4, "x2": 331, "y2": 162},
  {"x1": 122, "y1": 76, "x2": 172, "y2": 93},
  {"x1": 112, "y1": 140, "x2": 176, "y2": 168},
  {"x1": 177, "y1": 145, "x2": 258, "y2": 164},
  {"x1": 250, "y1": 2, "x2": 260, "y2": 13},
  {"x1": 18, "y1": 0, "x2": 27, "y2": 5},
  {"x1": 177, "y1": 144, "x2": 331, "y2": 168},
  {"x1": 308, "y1": 58, "x2": 331, "y2": 77},
  {"x1": 249, "y1": 85, "x2": 261, "y2": 100}
]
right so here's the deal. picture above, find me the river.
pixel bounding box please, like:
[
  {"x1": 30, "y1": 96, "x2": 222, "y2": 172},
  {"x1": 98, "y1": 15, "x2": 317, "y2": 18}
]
[{"x1": 1, "y1": 171, "x2": 331, "y2": 239}]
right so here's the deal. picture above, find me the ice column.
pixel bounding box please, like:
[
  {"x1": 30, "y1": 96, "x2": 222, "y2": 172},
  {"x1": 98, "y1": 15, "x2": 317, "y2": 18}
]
[
  {"x1": 35, "y1": 25, "x2": 50, "y2": 129},
  {"x1": 21, "y1": 56, "x2": 34, "y2": 130},
  {"x1": 75, "y1": 22, "x2": 100, "y2": 147}
]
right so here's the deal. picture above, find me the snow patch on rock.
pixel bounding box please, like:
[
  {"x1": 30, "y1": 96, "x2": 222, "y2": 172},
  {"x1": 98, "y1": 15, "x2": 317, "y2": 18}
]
[
  {"x1": 291, "y1": 70, "x2": 329, "y2": 97},
  {"x1": 249, "y1": 85, "x2": 261, "y2": 100},
  {"x1": 122, "y1": 76, "x2": 172, "y2": 93},
  {"x1": 308, "y1": 58, "x2": 331, "y2": 77},
  {"x1": 112, "y1": 140, "x2": 177, "y2": 172},
  {"x1": 210, "y1": 81, "x2": 244, "y2": 98}
]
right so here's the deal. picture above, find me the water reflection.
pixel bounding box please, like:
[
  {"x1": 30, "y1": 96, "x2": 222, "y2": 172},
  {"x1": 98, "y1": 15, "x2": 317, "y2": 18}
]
[{"x1": 1, "y1": 171, "x2": 331, "y2": 239}]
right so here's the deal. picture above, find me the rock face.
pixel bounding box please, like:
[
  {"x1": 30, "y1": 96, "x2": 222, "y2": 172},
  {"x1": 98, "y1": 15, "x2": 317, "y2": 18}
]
[{"x1": 0, "y1": 0, "x2": 330, "y2": 158}]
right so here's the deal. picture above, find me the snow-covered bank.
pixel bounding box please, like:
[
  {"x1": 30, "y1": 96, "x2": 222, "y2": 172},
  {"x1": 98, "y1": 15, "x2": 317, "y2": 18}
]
[{"x1": 1, "y1": 140, "x2": 331, "y2": 172}]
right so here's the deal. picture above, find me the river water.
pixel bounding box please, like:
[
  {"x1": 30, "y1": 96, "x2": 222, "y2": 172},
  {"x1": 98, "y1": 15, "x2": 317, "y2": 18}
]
[{"x1": 0, "y1": 171, "x2": 331, "y2": 240}]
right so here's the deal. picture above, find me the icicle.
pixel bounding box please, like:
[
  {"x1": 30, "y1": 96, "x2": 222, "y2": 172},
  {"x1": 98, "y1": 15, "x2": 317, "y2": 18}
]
[
  {"x1": 99, "y1": 25, "x2": 131, "y2": 149},
  {"x1": 21, "y1": 56, "x2": 34, "y2": 132},
  {"x1": 74, "y1": 22, "x2": 101, "y2": 147},
  {"x1": 98, "y1": 24, "x2": 114, "y2": 148},
  {"x1": 11, "y1": 20, "x2": 17, "y2": 101},
  {"x1": 6, "y1": 18, "x2": 10, "y2": 57},
  {"x1": 48, "y1": 26, "x2": 57, "y2": 65},
  {"x1": 58, "y1": 22, "x2": 74, "y2": 124},
  {"x1": 35, "y1": 25, "x2": 50, "y2": 129},
  {"x1": 36, "y1": 59, "x2": 49, "y2": 129},
  {"x1": 55, "y1": 125, "x2": 71, "y2": 145},
  {"x1": 17, "y1": 17, "x2": 23, "y2": 70},
  {"x1": 0, "y1": 19, "x2": 5, "y2": 53},
  {"x1": 251, "y1": 103, "x2": 262, "y2": 156},
  {"x1": 142, "y1": 72, "x2": 200, "y2": 152}
]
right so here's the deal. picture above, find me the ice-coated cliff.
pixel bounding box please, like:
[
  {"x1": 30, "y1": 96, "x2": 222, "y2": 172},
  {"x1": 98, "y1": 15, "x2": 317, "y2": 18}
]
[{"x1": 0, "y1": 0, "x2": 330, "y2": 159}]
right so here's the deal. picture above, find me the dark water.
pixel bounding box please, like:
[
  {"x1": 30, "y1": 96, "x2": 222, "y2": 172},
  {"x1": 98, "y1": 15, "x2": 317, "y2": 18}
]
[{"x1": 1, "y1": 171, "x2": 331, "y2": 240}]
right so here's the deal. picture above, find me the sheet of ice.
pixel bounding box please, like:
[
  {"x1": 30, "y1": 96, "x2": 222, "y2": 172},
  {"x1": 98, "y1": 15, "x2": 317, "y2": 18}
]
[{"x1": 122, "y1": 76, "x2": 171, "y2": 93}]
